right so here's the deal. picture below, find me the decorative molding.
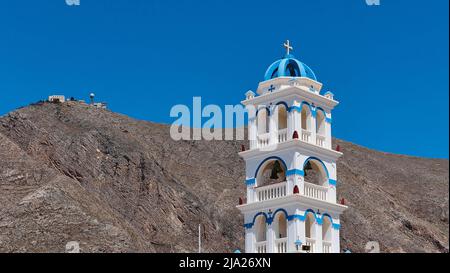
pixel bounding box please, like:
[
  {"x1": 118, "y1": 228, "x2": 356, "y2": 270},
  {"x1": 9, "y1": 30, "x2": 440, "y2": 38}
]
[
  {"x1": 286, "y1": 169, "x2": 305, "y2": 176},
  {"x1": 246, "y1": 178, "x2": 256, "y2": 186}
]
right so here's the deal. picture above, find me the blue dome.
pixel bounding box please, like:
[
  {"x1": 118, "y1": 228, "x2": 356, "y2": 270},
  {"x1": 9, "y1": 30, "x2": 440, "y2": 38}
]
[{"x1": 264, "y1": 54, "x2": 317, "y2": 81}]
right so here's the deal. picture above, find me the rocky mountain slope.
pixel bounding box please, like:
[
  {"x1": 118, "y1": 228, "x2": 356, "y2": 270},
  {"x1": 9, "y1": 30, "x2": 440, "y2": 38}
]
[{"x1": 0, "y1": 101, "x2": 448, "y2": 253}]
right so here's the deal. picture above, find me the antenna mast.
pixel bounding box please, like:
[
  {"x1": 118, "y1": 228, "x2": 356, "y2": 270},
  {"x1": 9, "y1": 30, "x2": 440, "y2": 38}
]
[{"x1": 198, "y1": 224, "x2": 201, "y2": 253}]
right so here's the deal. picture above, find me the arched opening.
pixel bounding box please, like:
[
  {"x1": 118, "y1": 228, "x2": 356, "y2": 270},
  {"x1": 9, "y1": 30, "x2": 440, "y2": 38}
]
[
  {"x1": 285, "y1": 61, "x2": 301, "y2": 77},
  {"x1": 304, "y1": 158, "x2": 328, "y2": 186},
  {"x1": 322, "y1": 216, "x2": 332, "y2": 253},
  {"x1": 322, "y1": 216, "x2": 332, "y2": 242},
  {"x1": 316, "y1": 109, "x2": 326, "y2": 136},
  {"x1": 255, "y1": 215, "x2": 267, "y2": 242},
  {"x1": 300, "y1": 104, "x2": 312, "y2": 132},
  {"x1": 274, "y1": 212, "x2": 287, "y2": 239},
  {"x1": 305, "y1": 212, "x2": 316, "y2": 240},
  {"x1": 256, "y1": 159, "x2": 287, "y2": 187},
  {"x1": 257, "y1": 108, "x2": 270, "y2": 135},
  {"x1": 277, "y1": 104, "x2": 288, "y2": 130},
  {"x1": 271, "y1": 68, "x2": 279, "y2": 79}
]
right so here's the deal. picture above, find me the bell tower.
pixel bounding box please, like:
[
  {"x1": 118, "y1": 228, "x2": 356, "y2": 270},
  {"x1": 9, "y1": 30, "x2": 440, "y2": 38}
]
[{"x1": 237, "y1": 41, "x2": 347, "y2": 253}]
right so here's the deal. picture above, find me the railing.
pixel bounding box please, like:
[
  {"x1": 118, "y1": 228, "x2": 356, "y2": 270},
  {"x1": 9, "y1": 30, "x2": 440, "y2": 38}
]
[
  {"x1": 316, "y1": 134, "x2": 326, "y2": 147},
  {"x1": 304, "y1": 182, "x2": 328, "y2": 201},
  {"x1": 255, "y1": 241, "x2": 267, "y2": 253},
  {"x1": 256, "y1": 181, "x2": 287, "y2": 202},
  {"x1": 257, "y1": 133, "x2": 270, "y2": 148},
  {"x1": 278, "y1": 128, "x2": 288, "y2": 143},
  {"x1": 323, "y1": 241, "x2": 332, "y2": 253},
  {"x1": 301, "y1": 130, "x2": 311, "y2": 143},
  {"x1": 305, "y1": 238, "x2": 316, "y2": 253},
  {"x1": 275, "y1": 238, "x2": 288, "y2": 253},
  {"x1": 253, "y1": 129, "x2": 327, "y2": 149}
]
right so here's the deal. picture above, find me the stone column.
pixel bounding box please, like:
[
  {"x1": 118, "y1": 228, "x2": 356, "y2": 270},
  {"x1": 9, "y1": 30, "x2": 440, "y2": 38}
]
[
  {"x1": 287, "y1": 109, "x2": 293, "y2": 140},
  {"x1": 269, "y1": 107, "x2": 277, "y2": 146},
  {"x1": 245, "y1": 228, "x2": 254, "y2": 253},
  {"x1": 328, "y1": 162, "x2": 337, "y2": 203},
  {"x1": 292, "y1": 101, "x2": 301, "y2": 136},
  {"x1": 325, "y1": 113, "x2": 332, "y2": 149},
  {"x1": 249, "y1": 117, "x2": 257, "y2": 149},
  {"x1": 297, "y1": 218, "x2": 306, "y2": 252},
  {"x1": 247, "y1": 184, "x2": 254, "y2": 203},
  {"x1": 315, "y1": 221, "x2": 323, "y2": 253},
  {"x1": 332, "y1": 225, "x2": 341, "y2": 253},
  {"x1": 311, "y1": 109, "x2": 317, "y2": 145},
  {"x1": 267, "y1": 222, "x2": 275, "y2": 253},
  {"x1": 287, "y1": 219, "x2": 296, "y2": 253}
]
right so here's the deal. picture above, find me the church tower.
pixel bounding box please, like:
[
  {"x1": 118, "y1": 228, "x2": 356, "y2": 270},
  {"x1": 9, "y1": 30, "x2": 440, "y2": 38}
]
[{"x1": 237, "y1": 41, "x2": 347, "y2": 253}]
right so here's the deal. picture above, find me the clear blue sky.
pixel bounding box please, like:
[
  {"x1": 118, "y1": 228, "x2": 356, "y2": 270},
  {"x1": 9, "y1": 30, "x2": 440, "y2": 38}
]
[{"x1": 0, "y1": 0, "x2": 448, "y2": 158}]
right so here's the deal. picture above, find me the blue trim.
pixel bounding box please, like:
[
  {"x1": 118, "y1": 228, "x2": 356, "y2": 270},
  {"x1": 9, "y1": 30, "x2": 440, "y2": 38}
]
[
  {"x1": 272, "y1": 208, "x2": 289, "y2": 218},
  {"x1": 287, "y1": 209, "x2": 318, "y2": 223},
  {"x1": 244, "y1": 212, "x2": 269, "y2": 229},
  {"x1": 317, "y1": 217, "x2": 323, "y2": 225},
  {"x1": 329, "y1": 179, "x2": 337, "y2": 186},
  {"x1": 290, "y1": 101, "x2": 315, "y2": 114},
  {"x1": 286, "y1": 169, "x2": 305, "y2": 176},
  {"x1": 304, "y1": 209, "x2": 317, "y2": 218},
  {"x1": 302, "y1": 62, "x2": 317, "y2": 81},
  {"x1": 321, "y1": 213, "x2": 333, "y2": 224},
  {"x1": 289, "y1": 106, "x2": 301, "y2": 113},
  {"x1": 256, "y1": 107, "x2": 271, "y2": 117},
  {"x1": 287, "y1": 214, "x2": 303, "y2": 221},
  {"x1": 246, "y1": 178, "x2": 256, "y2": 186},
  {"x1": 316, "y1": 107, "x2": 326, "y2": 115},
  {"x1": 264, "y1": 59, "x2": 282, "y2": 80},
  {"x1": 317, "y1": 214, "x2": 334, "y2": 226},
  {"x1": 263, "y1": 55, "x2": 317, "y2": 81},
  {"x1": 326, "y1": 117, "x2": 332, "y2": 124},
  {"x1": 254, "y1": 156, "x2": 288, "y2": 184},
  {"x1": 300, "y1": 101, "x2": 313, "y2": 113},
  {"x1": 275, "y1": 101, "x2": 289, "y2": 110},
  {"x1": 246, "y1": 210, "x2": 340, "y2": 230}
]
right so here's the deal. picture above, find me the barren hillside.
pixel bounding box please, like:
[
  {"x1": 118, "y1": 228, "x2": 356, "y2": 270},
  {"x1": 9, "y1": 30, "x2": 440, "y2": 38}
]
[{"x1": 0, "y1": 101, "x2": 448, "y2": 253}]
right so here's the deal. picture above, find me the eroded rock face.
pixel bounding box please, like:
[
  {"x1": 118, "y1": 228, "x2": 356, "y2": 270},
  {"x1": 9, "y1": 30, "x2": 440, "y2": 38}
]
[{"x1": 0, "y1": 102, "x2": 448, "y2": 253}]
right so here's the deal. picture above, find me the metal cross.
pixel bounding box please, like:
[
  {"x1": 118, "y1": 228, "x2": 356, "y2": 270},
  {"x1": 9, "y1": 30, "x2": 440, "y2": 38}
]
[
  {"x1": 268, "y1": 85, "x2": 276, "y2": 92},
  {"x1": 284, "y1": 40, "x2": 293, "y2": 55}
]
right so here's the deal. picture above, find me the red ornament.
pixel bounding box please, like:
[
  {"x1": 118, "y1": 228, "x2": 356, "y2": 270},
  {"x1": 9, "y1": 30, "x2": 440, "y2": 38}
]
[
  {"x1": 336, "y1": 145, "x2": 341, "y2": 152},
  {"x1": 293, "y1": 185, "x2": 300, "y2": 194},
  {"x1": 239, "y1": 197, "x2": 244, "y2": 205},
  {"x1": 241, "y1": 145, "x2": 246, "y2": 152},
  {"x1": 293, "y1": 131, "x2": 299, "y2": 139},
  {"x1": 340, "y1": 198, "x2": 346, "y2": 205}
]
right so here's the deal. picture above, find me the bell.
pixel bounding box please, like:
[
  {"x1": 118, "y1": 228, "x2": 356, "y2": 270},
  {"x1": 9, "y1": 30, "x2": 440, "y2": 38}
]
[
  {"x1": 270, "y1": 161, "x2": 282, "y2": 179},
  {"x1": 304, "y1": 161, "x2": 312, "y2": 170}
]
